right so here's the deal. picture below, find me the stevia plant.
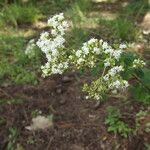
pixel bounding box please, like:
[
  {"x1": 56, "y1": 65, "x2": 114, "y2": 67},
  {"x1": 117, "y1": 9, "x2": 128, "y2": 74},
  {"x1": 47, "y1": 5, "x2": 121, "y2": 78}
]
[{"x1": 28, "y1": 13, "x2": 147, "y2": 102}]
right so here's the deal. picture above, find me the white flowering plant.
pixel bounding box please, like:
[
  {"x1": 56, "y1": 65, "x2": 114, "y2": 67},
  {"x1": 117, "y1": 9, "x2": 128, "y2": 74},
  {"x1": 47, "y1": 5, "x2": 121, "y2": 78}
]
[
  {"x1": 25, "y1": 39, "x2": 37, "y2": 58},
  {"x1": 36, "y1": 13, "x2": 69, "y2": 76},
  {"x1": 34, "y1": 13, "x2": 149, "y2": 102}
]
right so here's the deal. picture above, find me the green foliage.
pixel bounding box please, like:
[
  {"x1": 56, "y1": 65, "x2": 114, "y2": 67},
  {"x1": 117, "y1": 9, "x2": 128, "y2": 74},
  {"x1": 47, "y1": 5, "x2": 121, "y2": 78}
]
[
  {"x1": 0, "y1": 98, "x2": 23, "y2": 105},
  {"x1": 98, "y1": 17, "x2": 138, "y2": 42},
  {"x1": 120, "y1": 0, "x2": 150, "y2": 19},
  {"x1": 113, "y1": 18, "x2": 138, "y2": 42},
  {"x1": 67, "y1": 27, "x2": 90, "y2": 49},
  {"x1": 145, "y1": 143, "x2": 150, "y2": 150},
  {"x1": 31, "y1": 109, "x2": 42, "y2": 118},
  {"x1": 7, "y1": 127, "x2": 18, "y2": 150},
  {"x1": 0, "y1": 116, "x2": 6, "y2": 126},
  {"x1": 105, "y1": 107, "x2": 132, "y2": 138},
  {"x1": 135, "y1": 109, "x2": 150, "y2": 134},
  {"x1": 67, "y1": 0, "x2": 91, "y2": 25},
  {"x1": 130, "y1": 68, "x2": 150, "y2": 105},
  {"x1": 0, "y1": 3, "x2": 41, "y2": 27},
  {"x1": 0, "y1": 35, "x2": 41, "y2": 85},
  {"x1": 119, "y1": 51, "x2": 150, "y2": 104}
]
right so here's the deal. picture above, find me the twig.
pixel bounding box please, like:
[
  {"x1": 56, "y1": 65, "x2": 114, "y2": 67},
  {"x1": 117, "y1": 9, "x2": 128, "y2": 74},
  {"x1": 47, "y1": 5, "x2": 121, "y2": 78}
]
[
  {"x1": 86, "y1": 136, "x2": 101, "y2": 148},
  {"x1": 0, "y1": 88, "x2": 13, "y2": 99},
  {"x1": 49, "y1": 105, "x2": 57, "y2": 114},
  {"x1": 46, "y1": 137, "x2": 53, "y2": 150}
]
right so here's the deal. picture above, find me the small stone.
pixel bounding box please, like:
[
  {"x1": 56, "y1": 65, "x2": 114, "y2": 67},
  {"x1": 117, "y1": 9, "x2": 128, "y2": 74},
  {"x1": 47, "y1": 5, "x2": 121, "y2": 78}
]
[
  {"x1": 59, "y1": 99, "x2": 66, "y2": 105},
  {"x1": 62, "y1": 76, "x2": 71, "y2": 83},
  {"x1": 70, "y1": 144, "x2": 85, "y2": 150},
  {"x1": 56, "y1": 88, "x2": 62, "y2": 94},
  {"x1": 93, "y1": 101, "x2": 101, "y2": 110},
  {"x1": 25, "y1": 115, "x2": 53, "y2": 130},
  {"x1": 77, "y1": 96, "x2": 81, "y2": 100}
]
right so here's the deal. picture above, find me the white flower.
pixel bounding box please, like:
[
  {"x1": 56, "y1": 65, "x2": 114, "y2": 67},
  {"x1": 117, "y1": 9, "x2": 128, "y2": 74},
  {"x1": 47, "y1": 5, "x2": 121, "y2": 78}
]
[
  {"x1": 123, "y1": 80, "x2": 129, "y2": 89},
  {"x1": 108, "y1": 66, "x2": 124, "y2": 77},
  {"x1": 90, "y1": 61, "x2": 95, "y2": 67},
  {"x1": 88, "y1": 38, "x2": 97, "y2": 45},
  {"x1": 104, "y1": 58, "x2": 111, "y2": 67},
  {"x1": 40, "y1": 32, "x2": 49, "y2": 40},
  {"x1": 119, "y1": 44, "x2": 127, "y2": 49},
  {"x1": 113, "y1": 50, "x2": 122, "y2": 60},
  {"x1": 109, "y1": 79, "x2": 129, "y2": 91},
  {"x1": 76, "y1": 50, "x2": 82, "y2": 57},
  {"x1": 133, "y1": 59, "x2": 146, "y2": 68},
  {"x1": 51, "y1": 29, "x2": 57, "y2": 36},
  {"x1": 51, "y1": 49, "x2": 58, "y2": 57},
  {"x1": 104, "y1": 62, "x2": 110, "y2": 67},
  {"x1": 110, "y1": 80, "x2": 121, "y2": 89},
  {"x1": 99, "y1": 39, "x2": 103, "y2": 44},
  {"x1": 57, "y1": 13, "x2": 64, "y2": 21},
  {"x1": 25, "y1": 39, "x2": 36, "y2": 58},
  {"x1": 62, "y1": 21, "x2": 69, "y2": 28},
  {"x1": 93, "y1": 47, "x2": 101, "y2": 54},
  {"x1": 112, "y1": 90, "x2": 117, "y2": 94},
  {"x1": 63, "y1": 62, "x2": 68, "y2": 69},
  {"x1": 82, "y1": 46, "x2": 89, "y2": 55},
  {"x1": 77, "y1": 58, "x2": 84, "y2": 64},
  {"x1": 105, "y1": 48, "x2": 114, "y2": 55},
  {"x1": 102, "y1": 42, "x2": 108, "y2": 49},
  {"x1": 103, "y1": 74, "x2": 109, "y2": 81},
  {"x1": 94, "y1": 95, "x2": 100, "y2": 100}
]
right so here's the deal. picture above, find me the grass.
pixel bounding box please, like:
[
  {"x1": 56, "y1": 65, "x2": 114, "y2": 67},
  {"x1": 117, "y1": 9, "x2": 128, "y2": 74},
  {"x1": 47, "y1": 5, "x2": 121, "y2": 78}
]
[
  {"x1": 0, "y1": 33, "x2": 41, "y2": 85},
  {"x1": 0, "y1": 3, "x2": 42, "y2": 27},
  {"x1": 7, "y1": 127, "x2": 18, "y2": 150},
  {"x1": 0, "y1": 98, "x2": 24, "y2": 105}
]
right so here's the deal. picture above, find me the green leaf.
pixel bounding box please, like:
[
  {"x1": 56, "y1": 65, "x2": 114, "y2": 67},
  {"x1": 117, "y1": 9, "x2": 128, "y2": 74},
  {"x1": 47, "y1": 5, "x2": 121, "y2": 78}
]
[
  {"x1": 141, "y1": 68, "x2": 150, "y2": 88},
  {"x1": 131, "y1": 83, "x2": 150, "y2": 104}
]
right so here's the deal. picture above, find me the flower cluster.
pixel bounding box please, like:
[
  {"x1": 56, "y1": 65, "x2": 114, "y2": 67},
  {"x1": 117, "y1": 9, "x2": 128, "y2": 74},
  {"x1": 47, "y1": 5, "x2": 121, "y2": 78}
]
[
  {"x1": 105, "y1": 66, "x2": 129, "y2": 92},
  {"x1": 132, "y1": 59, "x2": 146, "y2": 68},
  {"x1": 25, "y1": 39, "x2": 36, "y2": 58},
  {"x1": 36, "y1": 13, "x2": 69, "y2": 77},
  {"x1": 73, "y1": 38, "x2": 127, "y2": 70},
  {"x1": 73, "y1": 38, "x2": 100, "y2": 68},
  {"x1": 47, "y1": 13, "x2": 69, "y2": 36},
  {"x1": 36, "y1": 13, "x2": 146, "y2": 101},
  {"x1": 83, "y1": 65, "x2": 129, "y2": 101},
  {"x1": 80, "y1": 41, "x2": 129, "y2": 100}
]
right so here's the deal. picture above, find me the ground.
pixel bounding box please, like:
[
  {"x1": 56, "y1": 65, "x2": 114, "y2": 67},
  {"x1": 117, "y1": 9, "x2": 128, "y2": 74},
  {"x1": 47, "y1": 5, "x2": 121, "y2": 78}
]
[{"x1": 0, "y1": 73, "x2": 149, "y2": 150}]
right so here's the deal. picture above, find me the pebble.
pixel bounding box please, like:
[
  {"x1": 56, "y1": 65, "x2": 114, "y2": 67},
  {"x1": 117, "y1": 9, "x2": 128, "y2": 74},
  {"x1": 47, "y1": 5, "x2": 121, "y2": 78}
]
[
  {"x1": 93, "y1": 101, "x2": 101, "y2": 110},
  {"x1": 62, "y1": 76, "x2": 72, "y2": 83},
  {"x1": 59, "y1": 99, "x2": 66, "y2": 105},
  {"x1": 56, "y1": 88, "x2": 62, "y2": 94}
]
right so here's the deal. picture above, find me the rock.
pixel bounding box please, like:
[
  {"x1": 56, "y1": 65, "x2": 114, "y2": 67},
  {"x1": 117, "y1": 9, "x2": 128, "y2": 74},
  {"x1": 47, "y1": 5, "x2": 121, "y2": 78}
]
[
  {"x1": 93, "y1": 101, "x2": 101, "y2": 110},
  {"x1": 130, "y1": 43, "x2": 145, "y2": 53},
  {"x1": 56, "y1": 88, "x2": 62, "y2": 94},
  {"x1": 140, "y1": 13, "x2": 150, "y2": 34},
  {"x1": 25, "y1": 115, "x2": 53, "y2": 131},
  {"x1": 70, "y1": 144, "x2": 85, "y2": 150},
  {"x1": 59, "y1": 99, "x2": 67, "y2": 105},
  {"x1": 62, "y1": 76, "x2": 72, "y2": 83}
]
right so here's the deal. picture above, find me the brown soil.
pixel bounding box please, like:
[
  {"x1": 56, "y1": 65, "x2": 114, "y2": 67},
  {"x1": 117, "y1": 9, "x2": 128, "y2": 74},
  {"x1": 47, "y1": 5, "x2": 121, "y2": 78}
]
[{"x1": 0, "y1": 73, "x2": 149, "y2": 150}]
